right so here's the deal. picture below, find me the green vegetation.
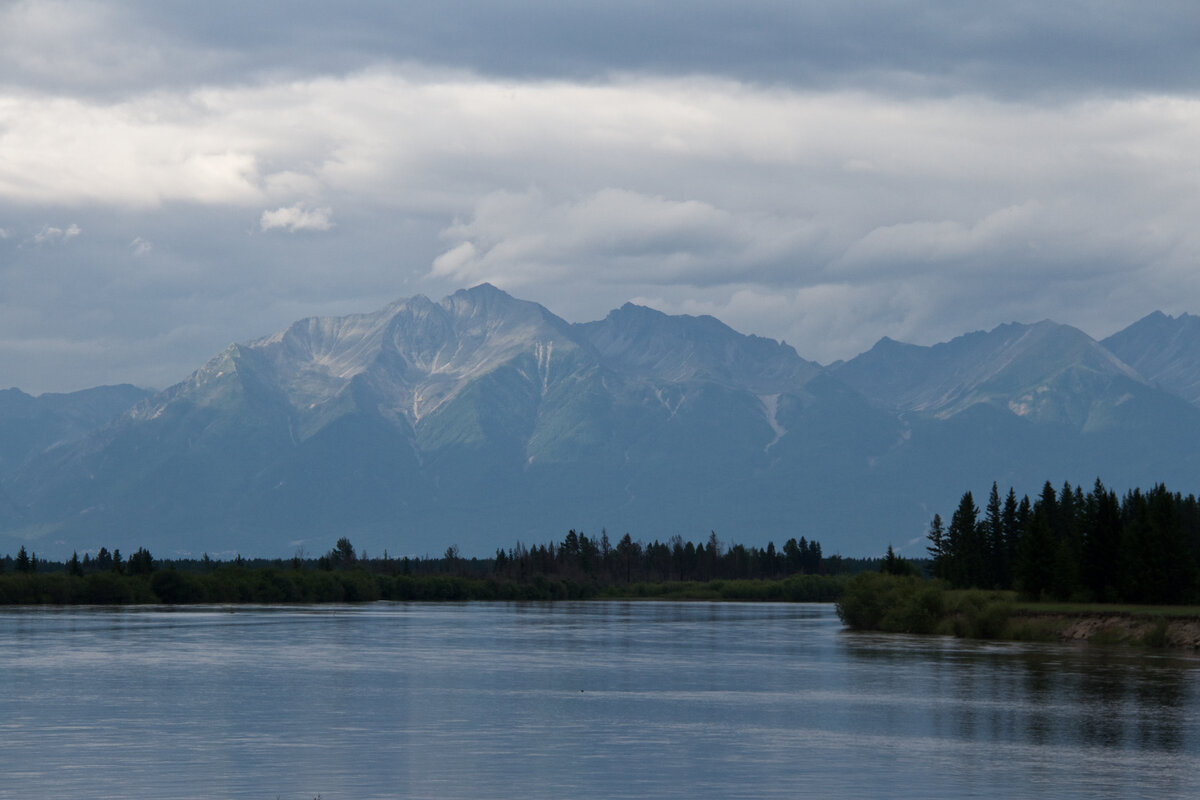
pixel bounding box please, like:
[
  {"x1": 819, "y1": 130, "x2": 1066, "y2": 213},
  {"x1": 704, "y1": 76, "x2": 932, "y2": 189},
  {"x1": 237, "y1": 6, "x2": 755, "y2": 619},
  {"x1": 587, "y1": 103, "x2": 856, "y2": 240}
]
[
  {"x1": 0, "y1": 531, "x2": 857, "y2": 606},
  {"x1": 840, "y1": 476, "x2": 1200, "y2": 648},
  {"x1": 835, "y1": 572, "x2": 1200, "y2": 647},
  {"x1": 0, "y1": 565, "x2": 850, "y2": 606},
  {"x1": 595, "y1": 575, "x2": 848, "y2": 602},
  {"x1": 927, "y1": 478, "x2": 1200, "y2": 603},
  {"x1": 1011, "y1": 600, "x2": 1200, "y2": 617},
  {"x1": 836, "y1": 573, "x2": 1015, "y2": 638}
]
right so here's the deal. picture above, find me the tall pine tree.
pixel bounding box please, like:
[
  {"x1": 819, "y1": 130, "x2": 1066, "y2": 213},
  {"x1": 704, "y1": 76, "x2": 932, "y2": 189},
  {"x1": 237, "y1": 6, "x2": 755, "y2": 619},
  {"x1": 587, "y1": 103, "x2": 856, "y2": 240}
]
[
  {"x1": 984, "y1": 482, "x2": 1004, "y2": 588},
  {"x1": 946, "y1": 492, "x2": 981, "y2": 588}
]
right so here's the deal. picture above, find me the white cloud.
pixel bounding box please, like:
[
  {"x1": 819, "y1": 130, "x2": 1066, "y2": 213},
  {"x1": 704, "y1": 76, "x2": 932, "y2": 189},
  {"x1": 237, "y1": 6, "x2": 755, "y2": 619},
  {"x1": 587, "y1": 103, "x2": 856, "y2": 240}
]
[
  {"x1": 32, "y1": 223, "x2": 82, "y2": 244},
  {"x1": 260, "y1": 204, "x2": 334, "y2": 233},
  {"x1": 0, "y1": 70, "x2": 1191, "y2": 221},
  {"x1": 130, "y1": 236, "x2": 152, "y2": 255},
  {"x1": 5, "y1": 63, "x2": 1200, "y2": 387},
  {"x1": 0, "y1": 92, "x2": 264, "y2": 207}
]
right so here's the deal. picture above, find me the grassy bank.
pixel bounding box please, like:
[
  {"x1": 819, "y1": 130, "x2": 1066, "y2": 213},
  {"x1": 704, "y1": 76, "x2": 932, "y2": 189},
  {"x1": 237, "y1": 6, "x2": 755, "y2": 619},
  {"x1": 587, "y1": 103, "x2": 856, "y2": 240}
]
[
  {"x1": 0, "y1": 568, "x2": 848, "y2": 606},
  {"x1": 836, "y1": 572, "x2": 1200, "y2": 648},
  {"x1": 10, "y1": 566, "x2": 1194, "y2": 647}
]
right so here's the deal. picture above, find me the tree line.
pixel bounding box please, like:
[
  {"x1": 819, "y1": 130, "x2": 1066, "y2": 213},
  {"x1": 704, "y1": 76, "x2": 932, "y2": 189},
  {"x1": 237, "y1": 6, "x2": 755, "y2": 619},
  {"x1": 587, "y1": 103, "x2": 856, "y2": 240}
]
[
  {"x1": 493, "y1": 529, "x2": 828, "y2": 583},
  {"x1": 0, "y1": 531, "x2": 852, "y2": 605},
  {"x1": 927, "y1": 479, "x2": 1200, "y2": 603},
  {"x1": 3, "y1": 545, "x2": 155, "y2": 577}
]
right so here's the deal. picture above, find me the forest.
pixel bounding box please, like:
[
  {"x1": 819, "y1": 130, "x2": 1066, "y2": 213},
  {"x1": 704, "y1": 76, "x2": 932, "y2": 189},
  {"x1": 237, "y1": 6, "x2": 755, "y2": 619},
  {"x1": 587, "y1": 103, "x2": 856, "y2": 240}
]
[
  {"x1": 0, "y1": 531, "x2": 849, "y2": 605},
  {"x1": 926, "y1": 479, "x2": 1200, "y2": 603},
  {"x1": 8, "y1": 475, "x2": 1195, "y2": 608}
]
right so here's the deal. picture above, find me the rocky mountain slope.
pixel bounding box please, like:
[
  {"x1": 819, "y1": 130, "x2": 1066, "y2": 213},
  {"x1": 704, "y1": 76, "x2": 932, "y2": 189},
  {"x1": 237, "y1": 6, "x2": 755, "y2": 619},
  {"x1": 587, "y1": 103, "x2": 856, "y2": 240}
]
[
  {"x1": 0, "y1": 384, "x2": 152, "y2": 475},
  {"x1": 3, "y1": 287, "x2": 1199, "y2": 559},
  {"x1": 1102, "y1": 311, "x2": 1200, "y2": 406}
]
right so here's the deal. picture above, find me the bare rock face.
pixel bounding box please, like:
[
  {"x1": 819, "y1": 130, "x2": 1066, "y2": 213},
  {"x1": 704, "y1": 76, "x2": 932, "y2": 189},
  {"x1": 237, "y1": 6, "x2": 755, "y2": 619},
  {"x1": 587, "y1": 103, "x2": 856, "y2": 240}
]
[{"x1": 1103, "y1": 311, "x2": 1200, "y2": 407}]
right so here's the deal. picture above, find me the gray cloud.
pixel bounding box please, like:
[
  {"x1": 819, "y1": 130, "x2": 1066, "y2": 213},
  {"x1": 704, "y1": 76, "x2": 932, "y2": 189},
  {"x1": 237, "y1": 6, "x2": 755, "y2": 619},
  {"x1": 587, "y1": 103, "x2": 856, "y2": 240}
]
[
  {"x1": 3, "y1": 2, "x2": 1200, "y2": 392},
  {"x1": 430, "y1": 188, "x2": 826, "y2": 289},
  {"x1": 9, "y1": 2, "x2": 1200, "y2": 100}
]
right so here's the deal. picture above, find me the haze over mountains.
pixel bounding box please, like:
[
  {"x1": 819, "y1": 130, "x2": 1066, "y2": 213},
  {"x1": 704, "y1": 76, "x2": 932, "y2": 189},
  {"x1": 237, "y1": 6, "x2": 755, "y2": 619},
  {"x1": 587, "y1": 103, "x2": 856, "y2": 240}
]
[{"x1": 3, "y1": 284, "x2": 1200, "y2": 560}]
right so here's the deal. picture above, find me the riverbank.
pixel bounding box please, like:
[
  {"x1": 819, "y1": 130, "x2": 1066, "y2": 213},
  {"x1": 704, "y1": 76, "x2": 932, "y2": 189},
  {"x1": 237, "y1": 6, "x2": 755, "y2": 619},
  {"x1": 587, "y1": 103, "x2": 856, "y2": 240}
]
[
  {"x1": 836, "y1": 572, "x2": 1200, "y2": 650},
  {"x1": 1011, "y1": 610, "x2": 1200, "y2": 649},
  {"x1": 0, "y1": 568, "x2": 848, "y2": 605},
  {"x1": 10, "y1": 566, "x2": 1198, "y2": 648}
]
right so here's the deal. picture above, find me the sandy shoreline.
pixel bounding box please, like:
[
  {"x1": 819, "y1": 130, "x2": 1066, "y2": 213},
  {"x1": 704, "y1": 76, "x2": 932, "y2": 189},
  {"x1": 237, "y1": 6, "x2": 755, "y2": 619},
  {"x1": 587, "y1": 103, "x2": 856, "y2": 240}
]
[{"x1": 1020, "y1": 612, "x2": 1200, "y2": 649}]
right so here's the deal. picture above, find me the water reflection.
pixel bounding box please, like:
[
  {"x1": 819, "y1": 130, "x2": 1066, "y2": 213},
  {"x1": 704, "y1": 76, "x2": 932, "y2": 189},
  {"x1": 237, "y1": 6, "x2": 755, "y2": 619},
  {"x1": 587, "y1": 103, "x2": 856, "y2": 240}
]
[
  {"x1": 841, "y1": 632, "x2": 1199, "y2": 752},
  {"x1": 840, "y1": 630, "x2": 1200, "y2": 797},
  {"x1": 4, "y1": 603, "x2": 1200, "y2": 799}
]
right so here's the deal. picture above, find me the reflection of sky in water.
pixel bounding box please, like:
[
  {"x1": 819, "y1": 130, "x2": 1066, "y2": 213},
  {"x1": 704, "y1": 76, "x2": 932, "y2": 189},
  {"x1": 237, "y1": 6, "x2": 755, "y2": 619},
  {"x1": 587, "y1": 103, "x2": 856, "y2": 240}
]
[{"x1": 3, "y1": 603, "x2": 1198, "y2": 799}]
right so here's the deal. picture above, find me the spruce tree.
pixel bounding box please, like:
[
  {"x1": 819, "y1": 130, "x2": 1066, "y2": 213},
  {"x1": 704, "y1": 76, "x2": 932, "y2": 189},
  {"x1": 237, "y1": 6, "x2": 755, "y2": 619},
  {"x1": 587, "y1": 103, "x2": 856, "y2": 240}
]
[
  {"x1": 1002, "y1": 487, "x2": 1020, "y2": 589},
  {"x1": 926, "y1": 514, "x2": 947, "y2": 580},
  {"x1": 1143, "y1": 484, "x2": 1194, "y2": 604},
  {"x1": 946, "y1": 492, "x2": 980, "y2": 588},
  {"x1": 1057, "y1": 481, "x2": 1083, "y2": 596},
  {"x1": 985, "y1": 482, "x2": 1004, "y2": 588},
  {"x1": 15, "y1": 545, "x2": 31, "y2": 574},
  {"x1": 1081, "y1": 479, "x2": 1121, "y2": 601},
  {"x1": 1119, "y1": 489, "x2": 1150, "y2": 602},
  {"x1": 1018, "y1": 504, "x2": 1057, "y2": 599}
]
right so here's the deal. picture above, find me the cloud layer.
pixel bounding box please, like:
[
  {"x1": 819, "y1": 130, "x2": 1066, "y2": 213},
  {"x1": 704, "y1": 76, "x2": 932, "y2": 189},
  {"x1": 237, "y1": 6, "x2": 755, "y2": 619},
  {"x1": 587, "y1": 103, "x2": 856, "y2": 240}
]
[{"x1": 2, "y1": 2, "x2": 1200, "y2": 392}]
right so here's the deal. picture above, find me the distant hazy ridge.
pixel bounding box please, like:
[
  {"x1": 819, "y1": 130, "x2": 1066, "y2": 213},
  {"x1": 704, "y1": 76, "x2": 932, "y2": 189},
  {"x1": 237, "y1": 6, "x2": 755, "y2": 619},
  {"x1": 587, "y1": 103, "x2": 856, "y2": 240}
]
[{"x1": 4, "y1": 285, "x2": 1200, "y2": 558}]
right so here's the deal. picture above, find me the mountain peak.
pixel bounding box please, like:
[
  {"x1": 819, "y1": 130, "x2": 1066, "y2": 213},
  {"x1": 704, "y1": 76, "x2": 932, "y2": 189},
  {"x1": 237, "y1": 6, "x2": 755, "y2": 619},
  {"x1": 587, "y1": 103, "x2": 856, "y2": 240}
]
[
  {"x1": 11, "y1": 293, "x2": 1200, "y2": 561},
  {"x1": 438, "y1": 284, "x2": 573, "y2": 342},
  {"x1": 577, "y1": 302, "x2": 819, "y2": 393},
  {"x1": 1103, "y1": 310, "x2": 1200, "y2": 405},
  {"x1": 866, "y1": 335, "x2": 912, "y2": 351},
  {"x1": 601, "y1": 302, "x2": 748, "y2": 341},
  {"x1": 834, "y1": 318, "x2": 1141, "y2": 424},
  {"x1": 449, "y1": 282, "x2": 510, "y2": 302}
]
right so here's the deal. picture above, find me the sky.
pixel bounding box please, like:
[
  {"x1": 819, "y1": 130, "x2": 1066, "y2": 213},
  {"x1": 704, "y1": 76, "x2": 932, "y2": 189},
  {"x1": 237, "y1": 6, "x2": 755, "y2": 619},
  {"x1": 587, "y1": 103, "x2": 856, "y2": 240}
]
[{"x1": 4, "y1": 0, "x2": 1200, "y2": 394}]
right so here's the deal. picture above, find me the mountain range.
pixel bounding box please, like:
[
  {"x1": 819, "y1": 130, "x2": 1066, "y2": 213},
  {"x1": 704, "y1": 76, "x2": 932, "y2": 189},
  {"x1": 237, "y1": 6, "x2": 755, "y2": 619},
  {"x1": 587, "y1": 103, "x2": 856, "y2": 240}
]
[{"x1": 4, "y1": 284, "x2": 1200, "y2": 559}]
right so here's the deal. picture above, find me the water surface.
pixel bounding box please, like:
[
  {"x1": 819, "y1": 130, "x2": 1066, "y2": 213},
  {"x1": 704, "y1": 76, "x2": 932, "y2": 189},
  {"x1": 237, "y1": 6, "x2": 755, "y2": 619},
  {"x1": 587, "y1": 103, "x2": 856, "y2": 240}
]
[{"x1": 2, "y1": 602, "x2": 1197, "y2": 799}]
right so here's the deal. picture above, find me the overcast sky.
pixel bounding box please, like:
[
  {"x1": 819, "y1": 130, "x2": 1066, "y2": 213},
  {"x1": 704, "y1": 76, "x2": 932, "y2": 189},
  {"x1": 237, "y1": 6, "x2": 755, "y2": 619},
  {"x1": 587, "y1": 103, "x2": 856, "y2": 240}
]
[{"x1": 4, "y1": 0, "x2": 1200, "y2": 393}]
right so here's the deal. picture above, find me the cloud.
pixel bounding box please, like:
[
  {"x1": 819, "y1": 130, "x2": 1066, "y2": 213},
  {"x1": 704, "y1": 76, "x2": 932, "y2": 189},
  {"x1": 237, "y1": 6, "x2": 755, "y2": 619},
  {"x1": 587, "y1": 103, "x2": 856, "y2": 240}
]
[
  {"x1": 411, "y1": 79, "x2": 1200, "y2": 316},
  {"x1": 431, "y1": 187, "x2": 823, "y2": 288},
  {"x1": 8, "y1": 2, "x2": 1200, "y2": 101},
  {"x1": 0, "y1": 92, "x2": 264, "y2": 207},
  {"x1": 626, "y1": 283, "x2": 927, "y2": 366},
  {"x1": 260, "y1": 204, "x2": 334, "y2": 233},
  {"x1": 4, "y1": 70, "x2": 1198, "y2": 246},
  {"x1": 32, "y1": 223, "x2": 82, "y2": 244},
  {"x1": 4, "y1": 67, "x2": 1200, "y2": 386},
  {"x1": 0, "y1": 1, "x2": 163, "y2": 92},
  {"x1": 5, "y1": 5, "x2": 1200, "y2": 393}
]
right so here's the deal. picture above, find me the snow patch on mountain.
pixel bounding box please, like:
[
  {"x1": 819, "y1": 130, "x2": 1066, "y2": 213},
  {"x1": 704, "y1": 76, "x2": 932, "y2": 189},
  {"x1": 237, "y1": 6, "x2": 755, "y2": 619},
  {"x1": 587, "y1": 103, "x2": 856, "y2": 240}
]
[{"x1": 760, "y1": 393, "x2": 787, "y2": 452}]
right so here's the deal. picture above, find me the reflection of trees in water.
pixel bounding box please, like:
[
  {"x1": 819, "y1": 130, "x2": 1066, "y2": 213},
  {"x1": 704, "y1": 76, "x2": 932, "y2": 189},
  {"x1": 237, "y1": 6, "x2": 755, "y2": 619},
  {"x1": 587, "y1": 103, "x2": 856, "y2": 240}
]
[
  {"x1": 1076, "y1": 662, "x2": 1127, "y2": 749},
  {"x1": 841, "y1": 635, "x2": 1198, "y2": 758},
  {"x1": 1017, "y1": 649, "x2": 1191, "y2": 755},
  {"x1": 1134, "y1": 664, "x2": 1187, "y2": 753}
]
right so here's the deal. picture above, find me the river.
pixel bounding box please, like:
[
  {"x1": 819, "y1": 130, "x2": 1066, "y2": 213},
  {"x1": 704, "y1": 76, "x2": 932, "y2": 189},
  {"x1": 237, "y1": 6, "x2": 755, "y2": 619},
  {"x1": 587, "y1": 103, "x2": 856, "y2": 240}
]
[{"x1": 2, "y1": 601, "x2": 1197, "y2": 799}]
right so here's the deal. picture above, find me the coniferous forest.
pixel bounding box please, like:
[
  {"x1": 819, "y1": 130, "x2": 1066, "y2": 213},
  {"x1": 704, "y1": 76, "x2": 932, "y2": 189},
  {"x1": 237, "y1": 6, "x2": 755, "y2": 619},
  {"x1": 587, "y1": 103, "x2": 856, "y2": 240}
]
[
  {"x1": 5, "y1": 477, "x2": 1200, "y2": 608},
  {"x1": 0, "y1": 532, "x2": 846, "y2": 605},
  {"x1": 926, "y1": 479, "x2": 1200, "y2": 604}
]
